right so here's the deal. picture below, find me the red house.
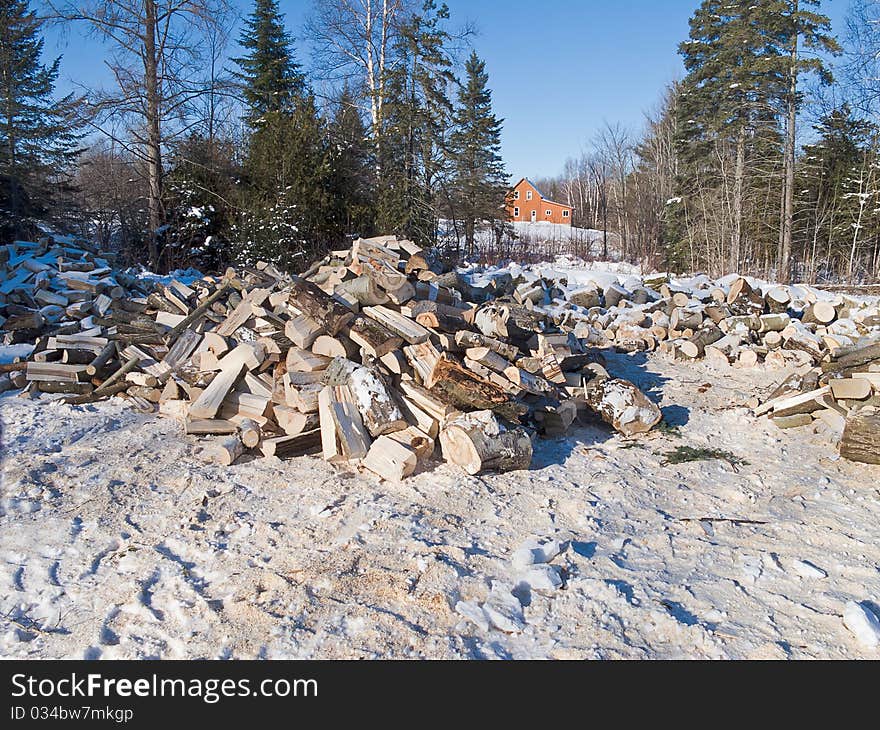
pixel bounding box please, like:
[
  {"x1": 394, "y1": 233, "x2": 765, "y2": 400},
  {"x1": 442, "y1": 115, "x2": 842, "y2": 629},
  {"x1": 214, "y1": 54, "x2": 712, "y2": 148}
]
[{"x1": 507, "y1": 178, "x2": 573, "y2": 226}]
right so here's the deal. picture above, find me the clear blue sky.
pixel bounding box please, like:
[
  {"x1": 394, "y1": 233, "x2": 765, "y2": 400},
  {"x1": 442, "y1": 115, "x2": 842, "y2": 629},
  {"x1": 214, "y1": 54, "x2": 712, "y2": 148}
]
[{"x1": 42, "y1": 0, "x2": 852, "y2": 179}]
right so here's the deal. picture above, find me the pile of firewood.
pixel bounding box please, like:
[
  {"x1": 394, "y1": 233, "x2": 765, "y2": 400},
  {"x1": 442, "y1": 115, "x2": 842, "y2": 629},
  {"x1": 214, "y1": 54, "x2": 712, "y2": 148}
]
[
  {"x1": 749, "y1": 342, "x2": 880, "y2": 464},
  {"x1": 499, "y1": 268, "x2": 880, "y2": 370},
  {"x1": 471, "y1": 263, "x2": 880, "y2": 463},
  {"x1": 0, "y1": 235, "x2": 663, "y2": 480}
]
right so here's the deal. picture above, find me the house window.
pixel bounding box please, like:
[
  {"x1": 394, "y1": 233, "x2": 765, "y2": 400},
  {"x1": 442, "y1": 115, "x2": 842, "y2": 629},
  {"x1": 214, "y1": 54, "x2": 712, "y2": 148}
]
[
  {"x1": 513, "y1": 206, "x2": 519, "y2": 217},
  {"x1": 562, "y1": 210, "x2": 569, "y2": 218},
  {"x1": 514, "y1": 190, "x2": 520, "y2": 200},
  {"x1": 546, "y1": 210, "x2": 552, "y2": 217},
  {"x1": 526, "y1": 190, "x2": 532, "y2": 200}
]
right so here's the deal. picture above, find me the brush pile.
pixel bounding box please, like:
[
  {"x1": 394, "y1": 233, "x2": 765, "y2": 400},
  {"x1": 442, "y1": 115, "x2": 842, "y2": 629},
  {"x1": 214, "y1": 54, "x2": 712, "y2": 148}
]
[{"x1": 0, "y1": 235, "x2": 664, "y2": 480}]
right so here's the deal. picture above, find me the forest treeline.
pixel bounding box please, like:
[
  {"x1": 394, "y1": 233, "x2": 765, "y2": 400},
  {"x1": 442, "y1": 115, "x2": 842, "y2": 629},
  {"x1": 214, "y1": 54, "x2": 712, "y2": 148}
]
[
  {"x1": 1, "y1": 0, "x2": 880, "y2": 281},
  {"x1": 0, "y1": 0, "x2": 508, "y2": 271},
  {"x1": 536, "y1": 0, "x2": 880, "y2": 283}
]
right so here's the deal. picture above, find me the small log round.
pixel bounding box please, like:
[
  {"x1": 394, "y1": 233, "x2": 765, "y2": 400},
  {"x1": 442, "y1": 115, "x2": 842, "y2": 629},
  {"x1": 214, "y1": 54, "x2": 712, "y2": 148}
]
[{"x1": 439, "y1": 411, "x2": 532, "y2": 475}]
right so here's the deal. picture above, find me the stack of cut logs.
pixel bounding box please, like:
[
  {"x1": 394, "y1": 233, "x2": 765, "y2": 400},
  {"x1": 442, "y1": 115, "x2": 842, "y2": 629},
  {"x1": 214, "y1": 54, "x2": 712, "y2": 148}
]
[
  {"x1": 0, "y1": 235, "x2": 663, "y2": 480},
  {"x1": 469, "y1": 264, "x2": 880, "y2": 463}
]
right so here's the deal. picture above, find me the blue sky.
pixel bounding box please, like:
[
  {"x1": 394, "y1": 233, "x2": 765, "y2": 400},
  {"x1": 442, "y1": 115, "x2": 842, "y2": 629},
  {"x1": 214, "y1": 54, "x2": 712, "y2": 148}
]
[{"x1": 42, "y1": 0, "x2": 852, "y2": 179}]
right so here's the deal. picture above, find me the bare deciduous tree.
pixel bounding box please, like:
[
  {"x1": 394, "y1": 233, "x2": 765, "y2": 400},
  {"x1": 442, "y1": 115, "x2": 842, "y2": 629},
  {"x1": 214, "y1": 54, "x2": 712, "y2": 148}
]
[
  {"x1": 307, "y1": 0, "x2": 411, "y2": 140},
  {"x1": 47, "y1": 0, "x2": 230, "y2": 269}
]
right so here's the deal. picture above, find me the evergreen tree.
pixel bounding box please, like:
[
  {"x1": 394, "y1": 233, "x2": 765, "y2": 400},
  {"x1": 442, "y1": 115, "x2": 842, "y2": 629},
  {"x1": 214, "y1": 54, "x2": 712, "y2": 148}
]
[
  {"x1": 768, "y1": 0, "x2": 838, "y2": 282},
  {"x1": 448, "y1": 51, "x2": 507, "y2": 257},
  {"x1": 232, "y1": 0, "x2": 305, "y2": 126},
  {"x1": 377, "y1": 1, "x2": 454, "y2": 246},
  {"x1": 675, "y1": 0, "x2": 788, "y2": 273},
  {"x1": 164, "y1": 134, "x2": 241, "y2": 271},
  {"x1": 328, "y1": 86, "x2": 376, "y2": 238},
  {"x1": 236, "y1": 97, "x2": 338, "y2": 267},
  {"x1": 233, "y1": 0, "x2": 338, "y2": 266},
  {"x1": 0, "y1": 0, "x2": 81, "y2": 240},
  {"x1": 796, "y1": 106, "x2": 879, "y2": 280}
]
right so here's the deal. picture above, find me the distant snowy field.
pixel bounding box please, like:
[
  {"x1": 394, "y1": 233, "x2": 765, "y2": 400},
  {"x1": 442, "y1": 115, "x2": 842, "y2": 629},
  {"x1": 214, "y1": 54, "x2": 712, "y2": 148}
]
[{"x1": 2, "y1": 347, "x2": 879, "y2": 659}]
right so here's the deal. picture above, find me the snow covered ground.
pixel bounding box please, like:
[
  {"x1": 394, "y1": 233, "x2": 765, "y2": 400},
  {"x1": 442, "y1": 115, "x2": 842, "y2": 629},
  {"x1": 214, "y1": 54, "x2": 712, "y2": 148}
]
[{"x1": 2, "y1": 350, "x2": 879, "y2": 659}]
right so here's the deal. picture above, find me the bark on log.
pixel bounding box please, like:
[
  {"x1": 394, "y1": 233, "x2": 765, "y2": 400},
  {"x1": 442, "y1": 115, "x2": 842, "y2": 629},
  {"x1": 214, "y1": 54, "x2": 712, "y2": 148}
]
[
  {"x1": 260, "y1": 429, "x2": 322, "y2": 458},
  {"x1": 427, "y1": 357, "x2": 528, "y2": 422},
  {"x1": 345, "y1": 314, "x2": 403, "y2": 358},
  {"x1": 335, "y1": 275, "x2": 389, "y2": 306},
  {"x1": 584, "y1": 378, "x2": 662, "y2": 436},
  {"x1": 289, "y1": 276, "x2": 354, "y2": 335},
  {"x1": 839, "y1": 408, "x2": 880, "y2": 465},
  {"x1": 679, "y1": 324, "x2": 723, "y2": 359},
  {"x1": 822, "y1": 342, "x2": 880, "y2": 375},
  {"x1": 439, "y1": 410, "x2": 532, "y2": 475},
  {"x1": 202, "y1": 434, "x2": 244, "y2": 466},
  {"x1": 454, "y1": 330, "x2": 520, "y2": 361}
]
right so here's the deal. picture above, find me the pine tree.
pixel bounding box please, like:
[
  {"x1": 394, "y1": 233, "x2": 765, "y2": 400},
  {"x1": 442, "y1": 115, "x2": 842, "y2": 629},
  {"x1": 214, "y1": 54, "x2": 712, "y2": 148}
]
[
  {"x1": 797, "y1": 106, "x2": 879, "y2": 281},
  {"x1": 377, "y1": 1, "x2": 454, "y2": 246},
  {"x1": 766, "y1": 0, "x2": 838, "y2": 282},
  {"x1": 328, "y1": 86, "x2": 376, "y2": 238},
  {"x1": 676, "y1": 0, "x2": 788, "y2": 274},
  {"x1": 0, "y1": 0, "x2": 81, "y2": 239},
  {"x1": 448, "y1": 51, "x2": 507, "y2": 258},
  {"x1": 233, "y1": 0, "x2": 338, "y2": 266},
  {"x1": 237, "y1": 98, "x2": 338, "y2": 267},
  {"x1": 233, "y1": 0, "x2": 305, "y2": 126}
]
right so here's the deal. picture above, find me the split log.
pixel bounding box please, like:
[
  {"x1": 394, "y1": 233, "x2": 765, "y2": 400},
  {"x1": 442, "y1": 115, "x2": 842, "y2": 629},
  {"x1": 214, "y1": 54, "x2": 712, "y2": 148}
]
[
  {"x1": 363, "y1": 305, "x2": 430, "y2": 344},
  {"x1": 770, "y1": 386, "x2": 831, "y2": 418},
  {"x1": 385, "y1": 426, "x2": 435, "y2": 460},
  {"x1": 726, "y1": 277, "x2": 765, "y2": 316},
  {"x1": 260, "y1": 429, "x2": 322, "y2": 459},
  {"x1": 273, "y1": 405, "x2": 320, "y2": 435},
  {"x1": 166, "y1": 281, "x2": 230, "y2": 343},
  {"x1": 454, "y1": 330, "x2": 520, "y2": 361},
  {"x1": 201, "y1": 434, "x2": 245, "y2": 466},
  {"x1": 318, "y1": 385, "x2": 371, "y2": 462},
  {"x1": 345, "y1": 315, "x2": 402, "y2": 357},
  {"x1": 286, "y1": 347, "x2": 331, "y2": 372},
  {"x1": 772, "y1": 413, "x2": 814, "y2": 429},
  {"x1": 584, "y1": 377, "x2": 662, "y2": 436},
  {"x1": 427, "y1": 356, "x2": 528, "y2": 422},
  {"x1": 189, "y1": 343, "x2": 265, "y2": 420},
  {"x1": 361, "y1": 435, "x2": 418, "y2": 481},
  {"x1": 679, "y1": 324, "x2": 723, "y2": 359},
  {"x1": 185, "y1": 419, "x2": 238, "y2": 435},
  {"x1": 398, "y1": 379, "x2": 456, "y2": 424},
  {"x1": 439, "y1": 410, "x2": 532, "y2": 475},
  {"x1": 604, "y1": 284, "x2": 629, "y2": 308},
  {"x1": 289, "y1": 276, "x2": 354, "y2": 335},
  {"x1": 285, "y1": 314, "x2": 323, "y2": 349},
  {"x1": 312, "y1": 334, "x2": 358, "y2": 359},
  {"x1": 334, "y1": 275, "x2": 389, "y2": 306},
  {"x1": 465, "y1": 346, "x2": 512, "y2": 373},
  {"x1": 839, "y1": 408, "x2": 880, "y2": 464}
]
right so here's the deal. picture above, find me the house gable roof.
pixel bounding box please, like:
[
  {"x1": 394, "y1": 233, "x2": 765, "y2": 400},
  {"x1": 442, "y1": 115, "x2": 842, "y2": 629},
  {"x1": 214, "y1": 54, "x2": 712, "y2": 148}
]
[{"x1": 511, "y1": 177, "x2": 572, "y2": 210}]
